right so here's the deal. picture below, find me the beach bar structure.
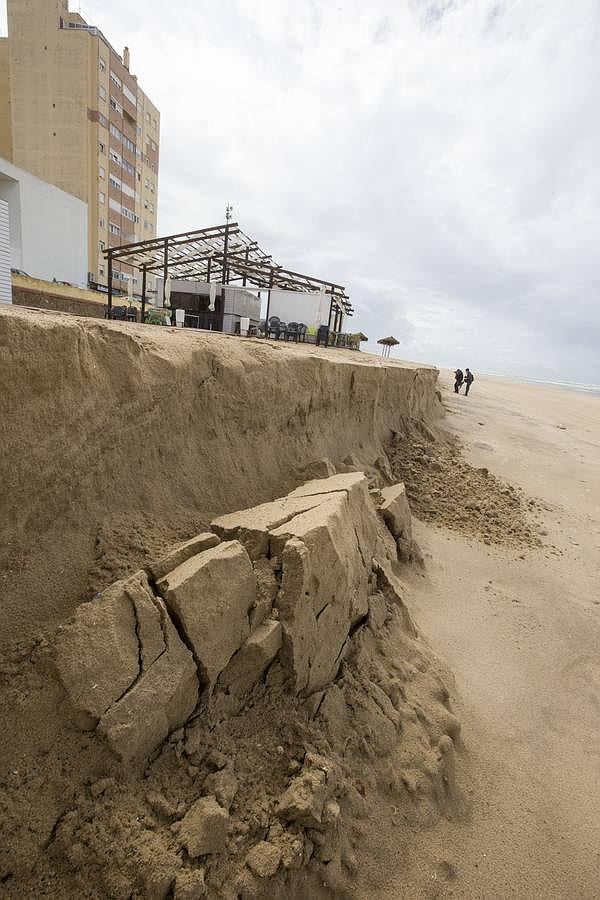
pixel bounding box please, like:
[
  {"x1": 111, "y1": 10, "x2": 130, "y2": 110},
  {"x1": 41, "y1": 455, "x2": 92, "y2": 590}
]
[{"x1": 103, "y1": 221, "x2": 353, "y2": 333}]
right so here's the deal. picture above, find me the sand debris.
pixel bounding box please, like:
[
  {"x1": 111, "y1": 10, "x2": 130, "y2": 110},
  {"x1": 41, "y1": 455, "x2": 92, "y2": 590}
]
[{"x1": 387, "y1": 426, "x2": 542, "y2": 548}]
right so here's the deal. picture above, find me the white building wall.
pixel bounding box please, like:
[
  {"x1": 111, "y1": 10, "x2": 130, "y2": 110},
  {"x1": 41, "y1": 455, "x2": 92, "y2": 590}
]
[
  {"x1": 0, "y1": 157, "x2": 88, "y2": 287},
  {"x1": 0, "y1": 199, "x2": 11, "y2": 304},
  {"x1": 267, "y1": 288, "x2": 328, "y2": 329}
]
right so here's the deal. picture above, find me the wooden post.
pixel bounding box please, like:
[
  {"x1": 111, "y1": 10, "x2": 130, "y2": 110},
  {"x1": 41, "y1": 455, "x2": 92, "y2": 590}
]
[
  {"x1": 141, "y1": 265, "x2": 147, "y2": 323},
  {"x1": 264, "y1": 268, "x2": 274, "y2": 337},
  {"x1": 107, "y1": 252, "x2": 113, "y2": 317}
]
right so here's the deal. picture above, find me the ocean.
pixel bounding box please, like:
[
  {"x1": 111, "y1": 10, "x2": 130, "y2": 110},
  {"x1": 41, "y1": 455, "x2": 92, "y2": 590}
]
[{"x1": 488, "y1": 375, "x2": 600, "y2": 398}]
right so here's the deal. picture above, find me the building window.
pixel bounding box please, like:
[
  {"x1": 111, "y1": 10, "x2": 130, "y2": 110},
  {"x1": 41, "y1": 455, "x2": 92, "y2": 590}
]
[
  {"x1": 99, "y1": 84, "x2": 106, "y2": 101},
  {"x1": 99, "y1": 165, "x2": 105, "y2": 179},
  {"x1": 99, "y1": 264, "x2": 105, "y2": 276},
  {"x1": 109, "y1": 222, "x2": 120, "y2": 235},
  {"x1": 109, "y1": 148, "x2": 122, "y2": 165},
  {"x1": 110, "y1": 71, "x2": 122, "y2": 89},
  {"x1": 99, "y1": 191, "x2": 105, "y2": 204},
  {"x1": 99, "y1": 140, "x2": 106, "y2": 153},
  {"x1": 99, "y1": 240, "x2": 106, "y2": 251},
  {"x1": 109, "y1": 174, "x2": 121, "y2": 190},
  {"x1": 110, "y1": 96, "x2": 123, "y2": 115},
  {"x1": 98, "y1": 112, "x2": 108, "y2": 127},
  {"x1": 99, "y1": 216, "x2": 106, "y2": 228},
  {"x1": 99, "y1": 56, "x2": 106, "y2": 72}
]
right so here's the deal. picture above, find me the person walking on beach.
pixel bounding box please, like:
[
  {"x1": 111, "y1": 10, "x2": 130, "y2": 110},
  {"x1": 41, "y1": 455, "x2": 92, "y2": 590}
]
[
  {"x1": 454, "y1": 368, "x2": 464, "y2": 393},
  {"x1": 464, "y1": 368, "x2": 474, "y2": 396}
]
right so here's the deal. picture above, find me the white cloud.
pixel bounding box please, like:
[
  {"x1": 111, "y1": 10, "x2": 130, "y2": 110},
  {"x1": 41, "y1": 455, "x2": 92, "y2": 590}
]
[{"x1": 3, "y1": 0, "x2": 600, "y2": 380}]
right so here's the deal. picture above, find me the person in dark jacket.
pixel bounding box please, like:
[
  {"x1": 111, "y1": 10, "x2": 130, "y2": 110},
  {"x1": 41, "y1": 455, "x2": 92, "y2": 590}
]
[
  {"x1": 454, "y1": 369, "x2": 464, "y2": 393},
  {"x1": 464, "y1": 368, "x2": 474, "y2": 395}
]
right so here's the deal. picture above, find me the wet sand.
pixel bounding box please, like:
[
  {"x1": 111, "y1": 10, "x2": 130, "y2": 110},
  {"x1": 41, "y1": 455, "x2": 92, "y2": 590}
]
[{"x1": 399, "y1": 374, "x2": 600, "y2": 897}]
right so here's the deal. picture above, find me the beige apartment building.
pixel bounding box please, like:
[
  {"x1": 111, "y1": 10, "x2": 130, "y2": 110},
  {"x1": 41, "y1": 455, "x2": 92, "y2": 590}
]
[{"x1": 0, "y1": 0, "x2": 160, "y2": 293}]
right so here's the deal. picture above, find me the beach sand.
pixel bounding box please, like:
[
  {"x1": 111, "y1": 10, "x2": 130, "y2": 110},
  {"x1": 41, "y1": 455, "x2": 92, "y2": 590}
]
[{"x1": 352, "y1": 373, "x2": 600, "y2": 898}]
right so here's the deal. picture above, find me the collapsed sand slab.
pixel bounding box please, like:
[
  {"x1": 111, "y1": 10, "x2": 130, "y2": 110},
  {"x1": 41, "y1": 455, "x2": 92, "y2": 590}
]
[
  {"x1": 211, "y1": 472, "x2": 380, "y2": 695},
  {"x1": 379, "y1": 482, "x2": 412, "y2": 545},
  {"x1": 52, "y1": 474, "x2": 407, "y2": 758},
  {"x1": 52, "y1": 571, "x2": 198, "y2": 761},
  {"x1": 211, "y1": 495, "x2": 327, "y2": 560},
  {"x1": 148, "y1": 531, "x2": 220, "y2": 581},
  {"x1": 156, "y1": 540, "x2": 256, "y2": 690}
]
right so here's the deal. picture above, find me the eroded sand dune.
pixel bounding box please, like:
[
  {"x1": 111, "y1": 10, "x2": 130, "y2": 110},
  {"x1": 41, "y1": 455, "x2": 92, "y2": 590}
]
[{"x1": 0, "y1": 307, "x2": 457, "y2": 899}]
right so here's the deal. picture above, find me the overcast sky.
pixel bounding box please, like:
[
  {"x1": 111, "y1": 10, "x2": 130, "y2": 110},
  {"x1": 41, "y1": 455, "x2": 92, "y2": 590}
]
[{"x1": 2, "y1": 1, "x2": 599, "y2": 382}]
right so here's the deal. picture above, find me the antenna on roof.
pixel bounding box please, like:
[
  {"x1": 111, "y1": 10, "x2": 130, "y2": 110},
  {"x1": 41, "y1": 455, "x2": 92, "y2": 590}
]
[{"x1": 225, "y1": 203, "x2": 233, "y2": 222}]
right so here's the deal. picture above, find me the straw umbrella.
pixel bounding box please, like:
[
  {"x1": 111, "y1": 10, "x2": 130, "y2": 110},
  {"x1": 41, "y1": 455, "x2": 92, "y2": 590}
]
[
  {"x1": 377, "y1": 336, "x2": 399, "y2": 359},
  {"x1": 349, "y1": 332, "x2": 369, "y2": 350}
]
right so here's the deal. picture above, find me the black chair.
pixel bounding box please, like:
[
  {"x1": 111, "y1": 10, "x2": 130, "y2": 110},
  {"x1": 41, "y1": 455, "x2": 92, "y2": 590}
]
[
  {"x1": 107, "y1": 305, "x2": 128, "y2": 321},
  {"x1": 316, "y1": 324, "x2": 329, "y2": 347},
  {"x1": 125, "y1": 307, "x2": 137, "y2": 322},
  {"x1": 286, "y1": 322, "x2": 299, "y2": 342},
  {"x1": 267, "y1": 316, "x2": 282, "y2": 339},
  {"x1": 297, "y1": 323, "x2": 307, "y2": 342}
]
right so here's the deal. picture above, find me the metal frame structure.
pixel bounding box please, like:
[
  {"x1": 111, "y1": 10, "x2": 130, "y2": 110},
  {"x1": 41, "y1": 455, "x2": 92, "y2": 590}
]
[{"x1": 103, "y1": 221, "x2": 353, "y2": 330}]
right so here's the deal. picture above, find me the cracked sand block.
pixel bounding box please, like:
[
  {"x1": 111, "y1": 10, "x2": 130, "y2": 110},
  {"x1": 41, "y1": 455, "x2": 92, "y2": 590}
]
[
  {"x1": 271, "y1": 492, "x2": 371, "y2": 693},
  {"x1": 156, "y1": 541, "x2": 256, "y2": 689},
  {"x1": 210, "y1": 495, "x2": 325, "y2": 560},
  {"x1": 372, "y1": 558, "x2": 417, "y2": 637},
  {"x1": 149, "y1": 532, "x2": 220, "y2": 581},
  {"x1": 178, "y1": 796, "x2": 229, "y2": 857},
  {"x1": 126, "y1": 572, "x2": 166, "y2": 671},
  {"x1": 287, "y1": 471, "x2": 378, "y2": 569},
  {"x1": 379, "y1": 482, "x2": 412, "y2": 543},
  {"x1": 218, "y1": 619, "x2": 282, "y2": 695},
  {"x1": 51, "y1": 572, "x2": 152, "y2": 729},
  {"x1": 97, "y1": 594, "x2": 198, "y2": 763}
]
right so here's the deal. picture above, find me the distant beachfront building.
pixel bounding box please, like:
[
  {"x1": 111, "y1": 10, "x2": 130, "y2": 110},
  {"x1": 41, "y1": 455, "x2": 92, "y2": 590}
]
[{"x1": 0, "y1": 0, "x2": 160, "y2": 295}]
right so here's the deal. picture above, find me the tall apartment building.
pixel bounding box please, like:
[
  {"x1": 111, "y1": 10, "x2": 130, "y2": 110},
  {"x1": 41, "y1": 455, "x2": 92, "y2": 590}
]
[{"x1": 0, "y1": 0, "x2": 160, "y2": 293}]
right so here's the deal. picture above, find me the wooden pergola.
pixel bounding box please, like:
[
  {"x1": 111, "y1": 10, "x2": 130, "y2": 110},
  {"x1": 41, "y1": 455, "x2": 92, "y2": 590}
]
[{"x1": 103, "y1": 221, "x2": 354, "y2": 332}]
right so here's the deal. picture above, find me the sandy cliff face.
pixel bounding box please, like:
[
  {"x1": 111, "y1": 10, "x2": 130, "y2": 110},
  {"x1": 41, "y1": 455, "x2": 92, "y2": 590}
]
[
  {"x1": 0, "y1": 307, "x2": 456, "y2": 900},
  {"x1": 0, "y1": 306, "x2": 441, "y2": 639}
]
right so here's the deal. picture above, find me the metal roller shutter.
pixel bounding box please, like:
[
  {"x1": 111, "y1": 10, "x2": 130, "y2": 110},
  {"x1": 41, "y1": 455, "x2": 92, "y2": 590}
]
[{"x1": 0, "y1": 199, "x2": 12, "y2": 304}]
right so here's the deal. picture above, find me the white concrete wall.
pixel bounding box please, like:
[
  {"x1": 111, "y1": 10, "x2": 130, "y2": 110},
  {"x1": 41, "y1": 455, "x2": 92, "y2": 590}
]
[{"x1": 0, "y1": 157, "x2": 88, "y2": 287}]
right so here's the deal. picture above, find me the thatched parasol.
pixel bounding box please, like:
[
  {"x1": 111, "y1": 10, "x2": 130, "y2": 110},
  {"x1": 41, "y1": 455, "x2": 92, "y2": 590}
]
[{"x1": 377, "y1": 335, "x2": 399, "y2": 358}]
